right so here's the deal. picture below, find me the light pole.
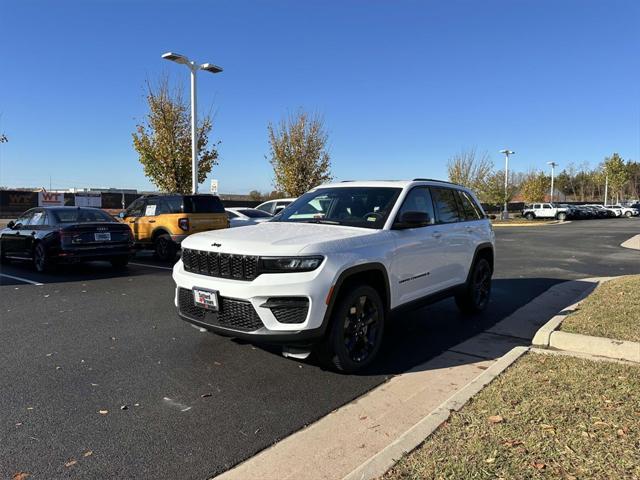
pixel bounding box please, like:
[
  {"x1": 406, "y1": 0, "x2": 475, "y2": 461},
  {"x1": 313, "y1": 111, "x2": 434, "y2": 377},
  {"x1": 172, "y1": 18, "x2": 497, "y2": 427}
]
[
  {"x1": 162, "y1": 52, "x2": 223, "y2": 194},
  {"x1": 547, "y1": 161, "x2": 558, "y2": 203},
  {"x1": 604, "y1": 174, "x2": 608, "y2": 205},
  {"x1": 499, "y1": 149, "x2": 515, "y2": 219}
]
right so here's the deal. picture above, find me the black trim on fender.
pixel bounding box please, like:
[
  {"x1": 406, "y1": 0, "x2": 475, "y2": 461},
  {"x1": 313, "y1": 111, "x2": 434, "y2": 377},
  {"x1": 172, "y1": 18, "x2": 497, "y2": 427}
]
[
  {"x1": 320, "y1": 262, "x2": 392, "y2": 334},
  {"x1": 465, "y1": 243, "x2": 494, "y2": 285}
]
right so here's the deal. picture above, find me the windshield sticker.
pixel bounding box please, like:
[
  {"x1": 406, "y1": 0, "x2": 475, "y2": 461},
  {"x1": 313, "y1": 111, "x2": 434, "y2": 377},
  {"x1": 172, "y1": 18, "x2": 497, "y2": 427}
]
[
  {"x1": 367, "y1": 216, "x2": 377, "y2": 222},
  {"x1": 145, "y1": 205, "x2": 157, "y2": 216}
]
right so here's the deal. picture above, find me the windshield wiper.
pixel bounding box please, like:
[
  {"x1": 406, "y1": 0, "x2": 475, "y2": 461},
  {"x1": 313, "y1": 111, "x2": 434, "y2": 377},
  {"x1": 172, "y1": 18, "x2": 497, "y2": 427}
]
[{"x1": 303, "y1": 219, "x2": 340, "y2": 225}]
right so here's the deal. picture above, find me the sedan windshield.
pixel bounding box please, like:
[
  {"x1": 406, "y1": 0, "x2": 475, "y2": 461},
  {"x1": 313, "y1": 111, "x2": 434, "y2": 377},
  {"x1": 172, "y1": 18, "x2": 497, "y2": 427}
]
[{"x1": 273, "y1": 187, "x2": 401, "y2": 229}]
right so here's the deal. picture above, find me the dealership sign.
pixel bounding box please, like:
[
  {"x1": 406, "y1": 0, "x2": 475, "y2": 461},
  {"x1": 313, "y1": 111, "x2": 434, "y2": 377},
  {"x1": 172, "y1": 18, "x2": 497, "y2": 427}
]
[
  {"x1": 38, "y1": 191, "x2": 65, "y2": 206},
  {"x1": 75, "y1": 192, "x2": 102, "y2": 207}
]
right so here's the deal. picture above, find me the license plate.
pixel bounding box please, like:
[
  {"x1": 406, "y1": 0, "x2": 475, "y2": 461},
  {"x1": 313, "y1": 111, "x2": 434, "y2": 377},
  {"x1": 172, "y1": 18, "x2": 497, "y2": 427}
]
[
  {"x1": 193, "y1": 288, "x2": 219, "y2": 311},
  {"x1": 94, "y1": 232, "x2": 111, "y2": 241}
]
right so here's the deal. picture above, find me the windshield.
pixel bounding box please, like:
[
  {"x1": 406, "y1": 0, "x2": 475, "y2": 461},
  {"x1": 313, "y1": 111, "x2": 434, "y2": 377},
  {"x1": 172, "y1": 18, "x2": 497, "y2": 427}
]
[
  {"x1": 273, "y1": 187, "x2": 401, "y2": 229},
  {"x1": 239, "y1": 209, "x2": 272, "y2": 218},
  {"x1": 52, "y1": 208, "x2": 116, "y2": 223}
]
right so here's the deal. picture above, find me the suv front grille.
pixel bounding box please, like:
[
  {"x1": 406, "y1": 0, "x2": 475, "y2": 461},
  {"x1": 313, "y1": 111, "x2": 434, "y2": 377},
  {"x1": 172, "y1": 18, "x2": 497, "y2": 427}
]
[
  {"x1": 182, "y1": 248, "x2": 259, "y2": 281},
  {"x1": 177, "y1": 288, "x2": 264, "y2": 332}
]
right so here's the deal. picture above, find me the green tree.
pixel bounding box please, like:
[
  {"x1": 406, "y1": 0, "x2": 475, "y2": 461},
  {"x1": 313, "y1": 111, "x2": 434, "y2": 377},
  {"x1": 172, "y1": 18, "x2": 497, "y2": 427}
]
[
  {"x1": 267, "y1": 110, "x2": 332, "y2": 197},
  {"x1": 248, "y1": 190, "x2": 263, "y2": 201},
  {"x1": 132, "y1": 78, "x2": 219, "y2": 193},
  {"x1": 478, "y1": 170, "x2": 518, "y2": 205},
  {"x1": 520, "y1": 171, "x2": 551, "y2": 203},
  {"x1": 603, "y1": 153, "x2": 629, "y2": 201},
  {"x1": 447, "y1": 148, "x2": 493, "y2": 191}
]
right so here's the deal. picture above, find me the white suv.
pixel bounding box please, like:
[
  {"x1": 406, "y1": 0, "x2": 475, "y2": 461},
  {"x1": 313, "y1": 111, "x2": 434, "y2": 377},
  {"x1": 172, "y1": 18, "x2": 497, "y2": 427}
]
[{"x1": 172, "y1": 180, "x2": 495, "y2": 372}]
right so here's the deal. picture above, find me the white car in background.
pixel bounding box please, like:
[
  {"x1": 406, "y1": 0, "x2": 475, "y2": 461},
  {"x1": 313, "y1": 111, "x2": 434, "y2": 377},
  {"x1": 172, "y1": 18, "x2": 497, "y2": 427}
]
[
  {"x1": 255, "y1": 198, "x2": 296, "y2": 215},
  {"x1": 225, "y1": 208, "x2": 273, "y2": 228},
  {"x1": 608, "y1": 205, "x2": 639, "y2": 218}
]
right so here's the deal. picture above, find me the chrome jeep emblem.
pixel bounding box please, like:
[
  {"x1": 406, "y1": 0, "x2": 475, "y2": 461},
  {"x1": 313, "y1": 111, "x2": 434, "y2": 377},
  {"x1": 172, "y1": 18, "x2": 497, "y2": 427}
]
[{"x1": 212, "y1": 242, "x2": 222, "y2": 247}]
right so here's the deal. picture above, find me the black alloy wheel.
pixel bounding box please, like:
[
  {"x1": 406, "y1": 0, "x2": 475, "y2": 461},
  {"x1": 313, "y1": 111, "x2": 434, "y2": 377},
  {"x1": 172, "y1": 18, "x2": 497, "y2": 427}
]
[
  {"x1": 320, "y1": 284, "x2": 385, "y2": 373},
  {"x1": 33, "y1": 243, "x2": 50, "y2": 273},
  {"x1": 455, "y1": 257, "x2": 492, "y2": 314},
  {"x1": 155, "y1": 234, "x2": 176, "y2": 261}
]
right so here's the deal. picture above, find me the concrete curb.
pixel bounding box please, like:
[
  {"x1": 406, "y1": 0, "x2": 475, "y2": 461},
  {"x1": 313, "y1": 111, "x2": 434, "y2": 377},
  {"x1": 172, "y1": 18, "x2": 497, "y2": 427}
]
[
  {"x1": 547, "y1": 331, "x2": 640, "y2": 363},
  {"x1": 621, "y1": 234, "x2": 640, "y2": 250},
  {"x1": 532, "y1": 276, "x2": 639, "y2": 363},
  {"x1": 342, "y1": 346, "x2": 529, "y2": 480}
]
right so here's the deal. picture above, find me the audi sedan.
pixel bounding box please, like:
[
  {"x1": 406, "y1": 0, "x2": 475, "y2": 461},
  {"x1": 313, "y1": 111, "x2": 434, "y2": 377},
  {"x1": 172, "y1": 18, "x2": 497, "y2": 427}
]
[{"x1": 0, "y1": 206, "x2": 134, "y2": 272}]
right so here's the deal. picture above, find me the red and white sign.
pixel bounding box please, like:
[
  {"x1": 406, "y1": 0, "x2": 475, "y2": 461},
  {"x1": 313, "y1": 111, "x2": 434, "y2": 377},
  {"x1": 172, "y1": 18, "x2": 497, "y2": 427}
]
[
  {"x1": 38, "y1": 191, "x2": 65, "y2": 206},
  {"x1": 75, "y1": 192, "x2": 102, "y2": 207}
]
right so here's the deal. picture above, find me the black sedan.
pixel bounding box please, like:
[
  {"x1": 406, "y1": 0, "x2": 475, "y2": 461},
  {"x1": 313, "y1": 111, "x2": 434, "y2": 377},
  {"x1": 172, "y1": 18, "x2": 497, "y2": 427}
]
[{"x1": 0, "y1": 206, "x2": 134, "y2": 272}]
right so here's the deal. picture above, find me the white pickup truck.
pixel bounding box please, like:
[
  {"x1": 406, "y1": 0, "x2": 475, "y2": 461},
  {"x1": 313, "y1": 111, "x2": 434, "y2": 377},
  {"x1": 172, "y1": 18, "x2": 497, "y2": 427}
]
[{"x1": 522, "y1": 203, "x2": 569, "y2": 221}]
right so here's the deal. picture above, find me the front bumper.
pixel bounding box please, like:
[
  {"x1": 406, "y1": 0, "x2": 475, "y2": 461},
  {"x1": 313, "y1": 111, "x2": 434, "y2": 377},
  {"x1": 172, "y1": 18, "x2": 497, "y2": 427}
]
[{"x1": 172, "y1": 259, "x2": 336, "y2": 343}]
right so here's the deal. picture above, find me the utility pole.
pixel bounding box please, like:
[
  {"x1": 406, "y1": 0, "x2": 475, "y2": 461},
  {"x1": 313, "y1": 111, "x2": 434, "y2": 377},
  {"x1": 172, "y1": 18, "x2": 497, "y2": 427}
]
[
  {"x1": 499, "y1": 149, "x2": 515, "y2": 219},
  {"x1": 604, "y1": 174, "x2": 608, "y2": 205},
  {"x1": 162, "y1": 52, "x2": 223, "y2": 194},
  {"x1": 547, "y1": 162, "x2": 558, "y2": 203}
]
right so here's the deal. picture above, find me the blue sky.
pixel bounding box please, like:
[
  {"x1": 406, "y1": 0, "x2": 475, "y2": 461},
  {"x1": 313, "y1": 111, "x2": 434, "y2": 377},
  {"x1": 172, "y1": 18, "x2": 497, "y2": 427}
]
[{"x1": 1, "y1": 0, "x2": 638, "y2": 193}]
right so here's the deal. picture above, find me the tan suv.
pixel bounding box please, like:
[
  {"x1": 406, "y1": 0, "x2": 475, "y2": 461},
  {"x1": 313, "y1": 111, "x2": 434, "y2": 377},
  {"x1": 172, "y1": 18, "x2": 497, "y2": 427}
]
[{"x1": 119, "y1": 194, "x2": 228, "y2": 260}]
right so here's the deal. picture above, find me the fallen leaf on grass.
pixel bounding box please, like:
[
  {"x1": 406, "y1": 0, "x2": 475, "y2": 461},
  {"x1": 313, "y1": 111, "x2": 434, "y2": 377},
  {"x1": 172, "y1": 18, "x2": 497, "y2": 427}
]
[
  {"x1": 98, "y1": 410, "x2": 108, "y2": 415},
  {"x1": 484, "y1": 457, "x2": 495, "y2": 464},
  {"x1": 12, "y1": 472, "x2": 30, "y2": 480},
  {"x1": 200, "y1": 393, "x2": 212, "y2": 398},
  {"x1": 83, "y1": 450, "x2": 93, "y2": 457},
  {"x1": 488, "y1": 415, "x2": 504, "y2": 424},
  {"x1": 64, "y1": 460, "x2": 77, "y2": 468},
  {"x1": 532, "y1": 462, "x2": 546, "y2": 470},
  {"x1": 617, "y1": 428, "x2": 626, "y2": 437}
]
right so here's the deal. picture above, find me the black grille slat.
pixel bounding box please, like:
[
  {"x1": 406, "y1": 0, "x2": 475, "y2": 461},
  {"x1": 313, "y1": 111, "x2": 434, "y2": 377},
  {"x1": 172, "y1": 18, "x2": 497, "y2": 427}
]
[
  {"x1": 266, "y1": 298, "x2": 309, "y2": 324},
  {"x1": 182, "y1": 249, "x2": 258, "y2": 281},
  {"x1": 177, "y1": 288, "x2": 263, "y2": 332}
]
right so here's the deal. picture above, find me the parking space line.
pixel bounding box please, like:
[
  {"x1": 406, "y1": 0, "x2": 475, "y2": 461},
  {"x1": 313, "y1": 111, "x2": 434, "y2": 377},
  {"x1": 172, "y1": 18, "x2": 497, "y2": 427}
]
[
  {"x1": 129, "y1": 262, "x2": 174, "y2": 271},
  {"x1": 0, "y1": 273, "x2": 44, "y2": 286}
]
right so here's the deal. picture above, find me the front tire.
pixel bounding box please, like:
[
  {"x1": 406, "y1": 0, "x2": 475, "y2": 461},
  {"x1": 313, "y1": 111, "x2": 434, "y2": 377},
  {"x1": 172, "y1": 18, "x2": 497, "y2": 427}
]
[
  {"x1": 455, "y1": 258, "x2": 492, "y2": 314},
  {"x1": 154, "y1": 234, "x2": 177, "y2": 262},
  {"x1": 524, "y1": 212, "x2": 535, "y2": 221},
  {"x1": 625, "y1": 211, "x2": 632, "y2": 218},
  {"x1": 33, "y1": 243, "x2": 52, "y2": 273},
  {"x1": 556, "y1": 212, "x2": 567, "y2": 221},
  {"x1": 319, "y1": 284, "x2": 385, "y2": 373}
]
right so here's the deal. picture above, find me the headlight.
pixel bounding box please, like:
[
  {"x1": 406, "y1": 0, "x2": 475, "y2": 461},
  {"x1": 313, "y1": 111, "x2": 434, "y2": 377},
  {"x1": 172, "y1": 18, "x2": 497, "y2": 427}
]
[{"x1": 259, "y1": 256, "x2": 324, "y2": 273}]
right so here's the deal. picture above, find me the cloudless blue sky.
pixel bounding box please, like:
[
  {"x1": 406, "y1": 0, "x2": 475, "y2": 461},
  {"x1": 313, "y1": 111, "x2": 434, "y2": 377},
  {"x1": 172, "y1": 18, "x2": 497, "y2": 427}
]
[{"x1": 1, "y1": 0, "x2": 638, "y2": 193}]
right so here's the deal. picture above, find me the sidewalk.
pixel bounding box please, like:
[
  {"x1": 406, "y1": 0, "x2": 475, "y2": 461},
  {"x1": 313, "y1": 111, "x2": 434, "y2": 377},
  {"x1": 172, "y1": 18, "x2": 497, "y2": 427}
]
[{"x1": 214, "y1": 278, "x2": 600, "y2": 480}]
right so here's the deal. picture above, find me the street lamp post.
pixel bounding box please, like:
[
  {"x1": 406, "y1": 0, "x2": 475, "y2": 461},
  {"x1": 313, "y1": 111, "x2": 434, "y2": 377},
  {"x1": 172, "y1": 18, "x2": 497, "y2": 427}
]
[
  {"x1": 499, "y1": 149, "x2": 515, "y2": 219},
  {"x1": 547, "y1": 161, "x2": 558, "y2": 203},
  {"x1": 162, "y1": 52, "x2": 223, "y2": 194}
]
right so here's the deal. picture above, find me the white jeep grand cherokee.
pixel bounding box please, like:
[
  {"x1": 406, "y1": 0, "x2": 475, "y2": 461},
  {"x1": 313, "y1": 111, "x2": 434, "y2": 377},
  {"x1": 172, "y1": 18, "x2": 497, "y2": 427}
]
[{"x1": 172, "y1": 179, "x2": 495, "y2": 372}]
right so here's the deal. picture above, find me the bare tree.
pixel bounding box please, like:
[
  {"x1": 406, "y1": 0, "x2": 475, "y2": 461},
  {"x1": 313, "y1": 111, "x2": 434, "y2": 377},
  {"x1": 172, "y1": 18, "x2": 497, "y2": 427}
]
[{"x1": 447, "y1": 148, "x2": 493, "y2": 192}]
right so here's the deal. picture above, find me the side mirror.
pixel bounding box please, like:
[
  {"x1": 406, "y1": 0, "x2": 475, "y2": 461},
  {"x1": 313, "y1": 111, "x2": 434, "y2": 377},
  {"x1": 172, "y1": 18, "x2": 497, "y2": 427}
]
[
  {"x1": 118, "y1": 211, "x2": 126, "y2": 219},
  {"x1": 394, "y1": 211, "x2": 430, "y2": 229},
  {"x1": 7, "y1": 220, "x2": 15, "y2": 229}
]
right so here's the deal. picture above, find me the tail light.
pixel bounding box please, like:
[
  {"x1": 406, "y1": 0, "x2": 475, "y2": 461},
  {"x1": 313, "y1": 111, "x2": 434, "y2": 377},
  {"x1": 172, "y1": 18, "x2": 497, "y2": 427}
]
[{"x1": 178, "y1": 218, "x2": 189, "y2": 231}]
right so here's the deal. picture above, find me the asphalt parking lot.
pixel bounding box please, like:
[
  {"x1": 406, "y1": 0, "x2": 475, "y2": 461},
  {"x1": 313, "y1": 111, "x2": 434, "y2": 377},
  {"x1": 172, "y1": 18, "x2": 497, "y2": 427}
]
[{"x1": 1, "y1": 219, "x2": 639, "y2": 479}]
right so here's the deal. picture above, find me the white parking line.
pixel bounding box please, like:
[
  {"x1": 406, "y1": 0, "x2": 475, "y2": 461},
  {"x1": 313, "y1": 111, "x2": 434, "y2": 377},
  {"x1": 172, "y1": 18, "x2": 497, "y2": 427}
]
[
  {"x1": 0, "y1": 273, "x2": 44, "y2": 286},
  {"x1": 129, "y1": 262, "x2": 173, "y2": 271}
]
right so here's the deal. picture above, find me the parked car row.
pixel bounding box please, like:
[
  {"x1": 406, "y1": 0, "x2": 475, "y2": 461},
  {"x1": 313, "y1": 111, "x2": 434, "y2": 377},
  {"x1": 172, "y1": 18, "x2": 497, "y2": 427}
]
[{"x1": 521, "y1": 202, "x2": 639, "y2": 221}]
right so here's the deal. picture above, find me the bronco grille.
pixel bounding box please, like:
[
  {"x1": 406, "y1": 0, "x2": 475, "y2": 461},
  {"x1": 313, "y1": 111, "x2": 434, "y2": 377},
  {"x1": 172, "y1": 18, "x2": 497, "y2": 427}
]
[
  {"x1": 182, "y1": 248, "x2": 259, "y2": 281},
  {"x1": 177, "y1": 288, "x2": 264, "y2": 332}
]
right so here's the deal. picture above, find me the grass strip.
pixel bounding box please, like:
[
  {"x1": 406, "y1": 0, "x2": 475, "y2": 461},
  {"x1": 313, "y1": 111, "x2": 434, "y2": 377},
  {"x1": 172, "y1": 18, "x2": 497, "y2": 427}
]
[
  {"x1": 383, "y1": 353, "x2": 640, "y2": 480},
  {"x1": 561, "y1": 275, "x2": 640, "y2": 343}
]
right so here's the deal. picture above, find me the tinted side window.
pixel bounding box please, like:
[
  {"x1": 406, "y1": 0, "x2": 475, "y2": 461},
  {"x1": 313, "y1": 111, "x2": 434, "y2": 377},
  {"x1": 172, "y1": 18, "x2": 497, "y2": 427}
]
[
  {"x1": 457, "y1": 190, "x2": 483, "y2": 221},
  {"x1": 183, "y1": 195, "x2": 225, "y2": 213},
  {"x1": 431, "y1": 187, "x2": 462, "y2": 224},
  {"x1": 257, "y1": 202, "x2": 275, "y2": 214},
  {"x1": 31, "y1": 210, "x2": 48, "y2": 226},
  {"x1": 397, "y1": 187, "x2": 435, "y2": 225},
  {"x1": 165, "y1": 196, "x2": 183, "y2": 214},
  {"x1": 126, "y1": 199, "x2": 146, "y2": 217}
]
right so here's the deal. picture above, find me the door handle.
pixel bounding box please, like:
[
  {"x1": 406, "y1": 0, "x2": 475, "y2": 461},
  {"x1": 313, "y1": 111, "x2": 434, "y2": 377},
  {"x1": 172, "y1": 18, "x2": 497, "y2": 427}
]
[{"x1": 148, "y1": 220, "x2": 156, "y2": 223}]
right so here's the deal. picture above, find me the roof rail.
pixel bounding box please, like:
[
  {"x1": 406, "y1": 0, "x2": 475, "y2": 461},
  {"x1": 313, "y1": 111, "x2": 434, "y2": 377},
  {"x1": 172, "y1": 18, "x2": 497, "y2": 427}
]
[{"x1": 412, "y1": 178, "x2": 460, "y2": 186}]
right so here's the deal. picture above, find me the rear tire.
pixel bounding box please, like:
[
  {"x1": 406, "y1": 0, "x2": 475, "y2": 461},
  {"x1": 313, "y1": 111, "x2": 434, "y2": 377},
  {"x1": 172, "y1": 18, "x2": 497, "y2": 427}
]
[
  {"x1": 111, "y1": 256, "x2": 129, "y2": 269},
  {"x1": 524, "y1": 212, "x2": 535, "y2": 221},
  {"x1": 455, "y1": 258, "x2": 492, "y2": 314},
  {"x1": 556, "y1": 212, "x2": 566, "y2": 221},
  {"x1": 625, "y1": 211, "x2": 632, "y2": 218},
  {"x1": 155, "y1": 234, "x2": 176, "y2": 262},
  {"x1": 33, "y1": 243, "x2": 52, "y2": 273},
  {"x1": 318, "y1": 284, "x2": 385, "y2": 373}
]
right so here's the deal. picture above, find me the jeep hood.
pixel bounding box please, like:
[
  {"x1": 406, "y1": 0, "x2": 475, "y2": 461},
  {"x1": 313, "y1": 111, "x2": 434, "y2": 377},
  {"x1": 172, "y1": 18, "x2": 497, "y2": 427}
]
[{"x1": 181, "y1": 222, "x2": 377, "y2": 255}]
